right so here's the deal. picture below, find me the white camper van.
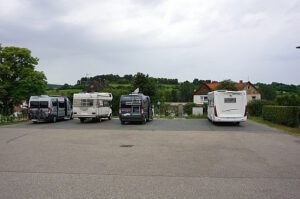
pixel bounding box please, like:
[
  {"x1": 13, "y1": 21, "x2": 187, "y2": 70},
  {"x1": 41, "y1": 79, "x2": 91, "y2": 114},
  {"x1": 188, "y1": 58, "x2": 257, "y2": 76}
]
[
  {"x1": 28, "y1": 95, "x2": 73, "y2": 123},
  {"x1": 207, "y1": 90, "x2": 247, "y2": 124},
  {"x1": 73, "y1": 92, "x2": 113, "y2": 123}
]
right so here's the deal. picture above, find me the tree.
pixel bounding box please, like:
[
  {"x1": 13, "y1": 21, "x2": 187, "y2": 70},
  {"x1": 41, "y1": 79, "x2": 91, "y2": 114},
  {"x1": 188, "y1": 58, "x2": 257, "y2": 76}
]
[
  {"x1": 256, "y1": 83, "x2": 277, "y2": 101},
  {"x1": 0, "y1": 45, "x2": 47, "y2": 115},
  {"x1": 178, "y1": 81, "x2": 195, "y2": 102},
  {"x1": 132, "y1": 72, "x2": 158, "y2": 103},
  {"x1": 216, "y1": 79, "x2": 238, "y2": 91}
]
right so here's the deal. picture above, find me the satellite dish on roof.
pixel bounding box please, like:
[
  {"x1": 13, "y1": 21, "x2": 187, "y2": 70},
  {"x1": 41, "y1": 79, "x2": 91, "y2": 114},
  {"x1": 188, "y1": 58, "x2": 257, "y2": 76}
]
[{"x1": 133, "y1": 88, "x2": 139, "y2": 94}]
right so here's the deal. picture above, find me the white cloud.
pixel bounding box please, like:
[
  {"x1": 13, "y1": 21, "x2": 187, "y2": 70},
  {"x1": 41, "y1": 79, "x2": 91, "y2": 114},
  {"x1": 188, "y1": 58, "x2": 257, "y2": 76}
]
[{"x1": 0, "y1": 0, "x2": 299, "y2": 84}]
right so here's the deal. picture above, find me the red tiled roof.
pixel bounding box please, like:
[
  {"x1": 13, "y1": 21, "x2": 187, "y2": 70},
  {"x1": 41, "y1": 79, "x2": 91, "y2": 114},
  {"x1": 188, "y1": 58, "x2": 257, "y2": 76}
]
[
  {"x1": 204, "y1": 82, "x2": 246, "y2": 91},
  {"x1": 205, "y1": 83, "x2": 219, "y2": 90},
  {"x1": 234, "y1": 82, "x2": 246, "y2": 90}
]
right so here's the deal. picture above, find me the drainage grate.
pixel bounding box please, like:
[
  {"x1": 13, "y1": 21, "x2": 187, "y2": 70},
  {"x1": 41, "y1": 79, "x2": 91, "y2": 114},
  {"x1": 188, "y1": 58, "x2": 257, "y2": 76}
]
[{"x1": 120, "y1": 144, "x2": 134, "y2": 147}]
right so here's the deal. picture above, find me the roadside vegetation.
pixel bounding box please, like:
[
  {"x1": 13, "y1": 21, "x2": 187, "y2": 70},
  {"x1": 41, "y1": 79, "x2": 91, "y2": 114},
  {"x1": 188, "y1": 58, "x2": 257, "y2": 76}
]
[
  {"x1": 1, "y1": 44, "x2": 300, "y2": 126},
  {"x1": 248, "y1": 99, "x2": 300, "y2": 135}
]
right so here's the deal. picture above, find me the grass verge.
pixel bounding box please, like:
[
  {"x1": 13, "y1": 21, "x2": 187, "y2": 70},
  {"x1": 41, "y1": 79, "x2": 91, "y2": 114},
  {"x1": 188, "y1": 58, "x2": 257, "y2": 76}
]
[
  {"x1": 249, "y1": 116, "x2": 300, "y2": 136},
  {"x1": 0, "y1": 120, "x2": 27, "y2": 126},
  {"x1": 185, "y1": 114, "x2": 207, "y2": 119}
]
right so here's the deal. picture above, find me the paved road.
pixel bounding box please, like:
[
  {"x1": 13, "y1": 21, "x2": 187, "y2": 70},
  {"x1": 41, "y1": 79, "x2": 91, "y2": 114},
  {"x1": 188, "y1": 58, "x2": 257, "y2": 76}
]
[
  {"x1": 3, "y1": 118, "x2": 280, "y2": 133},
  {"x1": 0, "y1": 119, "x2": 300, "y2": 198}
]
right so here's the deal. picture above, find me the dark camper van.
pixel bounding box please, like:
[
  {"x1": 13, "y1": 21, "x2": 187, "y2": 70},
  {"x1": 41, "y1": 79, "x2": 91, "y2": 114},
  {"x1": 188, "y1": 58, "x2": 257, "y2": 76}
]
[
  {"x1": 28, "y1": 95, "x2": 73, "y2": 123},
  {"x1": 119, "y1": 93, "x2": 153, "y2": 124}
]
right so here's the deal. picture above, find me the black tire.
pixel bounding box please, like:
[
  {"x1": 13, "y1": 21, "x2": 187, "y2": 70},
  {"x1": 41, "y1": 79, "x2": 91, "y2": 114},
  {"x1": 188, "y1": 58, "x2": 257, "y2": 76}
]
[
  {"x1": 52, "y1": 116, "x2": 57, "y2": 123},
  {"x1": 235, "y1": 122, "x2": 240, "y2": 126},
  {"x1": 121, "y1": 120, "x2": 125, "y2": 125},
  {"x1": 70, "y1": 114, "x2": 73, "y2": 120},
  {"x1": 142, "y1": 117, "x2": 147, "y2": 124},
  {"x1": 80, "y1": 118, "x2": 85, "y2": 123},
  {"x1": 108, "y1": 114, "x2": 112, "y2": 120}
]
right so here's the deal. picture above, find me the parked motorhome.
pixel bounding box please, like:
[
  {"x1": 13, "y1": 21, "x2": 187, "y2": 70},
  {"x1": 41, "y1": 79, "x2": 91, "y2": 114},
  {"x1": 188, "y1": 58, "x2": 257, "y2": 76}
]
[
  {"x1": 119, "y1": 92, "x2": 153, "y2": 124},
  {"x1": 28, "y1": 95, "x2": 73, "y2": 123},
  {"x1": 207, "y1": 90, "x2": 247, "y2": 124},
  {"x1": 73, "y1": 92, "x2": 113, "y2": 123}
]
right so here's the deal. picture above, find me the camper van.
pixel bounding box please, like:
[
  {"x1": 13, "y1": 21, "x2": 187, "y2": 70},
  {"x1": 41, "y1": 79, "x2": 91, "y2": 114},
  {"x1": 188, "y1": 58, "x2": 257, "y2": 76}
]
[
  {"x1": 28, "y1": 95, "x2": 73, "y2": 123},
  {"x1": 73, "y1": 92, "x2": 113, "y2": 123},
  {"x1": 119, "y1": 93, "x2": 153, "y2": 124},
  {"x1": 207, "y1": 90, "x2": 247, "y2": 124}
]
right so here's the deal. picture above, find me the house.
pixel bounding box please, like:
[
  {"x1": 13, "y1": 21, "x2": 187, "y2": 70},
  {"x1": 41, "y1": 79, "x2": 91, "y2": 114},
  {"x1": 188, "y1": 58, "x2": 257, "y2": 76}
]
[{"x1": 193, "y1": 80, "x2": 261, "y2": 105}]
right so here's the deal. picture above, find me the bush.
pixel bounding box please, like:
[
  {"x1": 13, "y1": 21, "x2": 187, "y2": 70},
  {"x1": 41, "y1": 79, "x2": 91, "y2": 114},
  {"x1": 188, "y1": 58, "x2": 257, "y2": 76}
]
[
  {"x1": 248, "y1": 100, "x2": 276, "y2": 117},
  {"x1": 262, "y1": 106, "x2": 300, "y2": 127},
  {"x1": 183, "y1": 102, "x2": 196, "y2": 115}
]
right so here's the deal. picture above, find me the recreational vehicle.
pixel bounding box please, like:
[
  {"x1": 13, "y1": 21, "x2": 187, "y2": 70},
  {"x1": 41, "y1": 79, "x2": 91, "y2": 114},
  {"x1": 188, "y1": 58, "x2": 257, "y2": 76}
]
[
  {"x1": 73, "y1": 92, "x2": 113, "y2": 123},
  {"x1": 119, "y1": 92, "x2": 153, "y2": 124},
  {"x1": 207, "y1": 90, "x2": 247, "y2": 124},
  {"x1": 28, "y1": 95, "x2": 73, "y2": 123}
]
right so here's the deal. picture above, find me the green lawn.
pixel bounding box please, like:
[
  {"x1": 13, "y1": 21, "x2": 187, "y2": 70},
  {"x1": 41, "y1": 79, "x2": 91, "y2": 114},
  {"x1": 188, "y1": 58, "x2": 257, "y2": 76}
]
[{"x1": 249, "y1": 116, "x2": 300, "y2": 136}]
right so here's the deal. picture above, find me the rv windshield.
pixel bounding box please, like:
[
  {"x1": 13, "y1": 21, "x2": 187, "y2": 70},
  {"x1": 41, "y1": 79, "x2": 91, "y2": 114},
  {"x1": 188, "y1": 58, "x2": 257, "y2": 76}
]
[{"x1": 120, "y1": 96, "x2": 142, "y2": 107}]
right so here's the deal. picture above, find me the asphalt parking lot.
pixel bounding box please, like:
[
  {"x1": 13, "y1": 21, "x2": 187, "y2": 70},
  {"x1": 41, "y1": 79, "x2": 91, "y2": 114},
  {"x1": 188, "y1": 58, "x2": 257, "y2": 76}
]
[{"x1": 0, "y1": 119, "x2": 300, "y2": 199}]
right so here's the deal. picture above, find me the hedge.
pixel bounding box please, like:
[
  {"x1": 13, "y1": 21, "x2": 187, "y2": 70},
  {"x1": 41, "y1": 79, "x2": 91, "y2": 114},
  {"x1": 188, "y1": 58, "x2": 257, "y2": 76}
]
[
  {"x1": 262, "y1": 106, "x2": 300, "y2": 127},
  {"x1": 248, "y1": 100, "x2": 276, "y2": 117}
]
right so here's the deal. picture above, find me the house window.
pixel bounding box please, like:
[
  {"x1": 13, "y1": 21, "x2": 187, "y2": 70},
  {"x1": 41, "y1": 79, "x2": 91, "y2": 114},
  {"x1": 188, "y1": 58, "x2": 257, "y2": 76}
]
[{"x1": 252, "y1": 96, "x2": 256, "y2": 100}]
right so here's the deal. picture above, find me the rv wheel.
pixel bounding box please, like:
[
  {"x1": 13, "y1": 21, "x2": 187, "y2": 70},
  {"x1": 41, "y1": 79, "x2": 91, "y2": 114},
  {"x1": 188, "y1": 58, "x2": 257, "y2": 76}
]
[
  {"x1": 142, "y1": 117, "x2": 147, "y2": 124},
  {"x1": 52, "y1": 116, "x2": 57, "y2": 123}
]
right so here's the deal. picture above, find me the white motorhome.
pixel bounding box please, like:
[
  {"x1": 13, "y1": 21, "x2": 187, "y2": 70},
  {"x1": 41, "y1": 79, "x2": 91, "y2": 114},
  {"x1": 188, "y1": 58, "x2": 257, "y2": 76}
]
[
  {"x1": 28, "y1": 95, "x2": 73, "y2": 123},
  {"x1": 207, "y1": 90, "x2": 247, "y2": 124},
  {"x1": 73, "y1": 92, "x2": 113, "y2": 123}
]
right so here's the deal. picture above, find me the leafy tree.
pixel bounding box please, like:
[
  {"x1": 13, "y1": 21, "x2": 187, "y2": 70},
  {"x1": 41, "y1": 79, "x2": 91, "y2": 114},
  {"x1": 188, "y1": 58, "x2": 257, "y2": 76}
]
[
  {"x1": 178, "y1": 81, "x2": 195, "y2": 102},
  {"x1": 216, "y1": 79, "x2": 238, "y2": 91},
  {"x1": 132, "y1": 72, "x2": 159, "y2": 103},
  {"x1": 256, "y1": 83, "x2": 277, "y2": 101},
  {"x1": 0, "y1": 45, "x2": 47, "y2": 115}
]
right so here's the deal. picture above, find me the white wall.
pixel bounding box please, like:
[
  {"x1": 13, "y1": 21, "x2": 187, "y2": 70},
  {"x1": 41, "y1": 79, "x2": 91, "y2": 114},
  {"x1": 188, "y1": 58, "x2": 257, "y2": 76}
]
[
  {"x1": 192, "y1": 107, "x2": 203, "y2": 115},
  {"x1": 193, "y1": 95, "x2": 208, "y2": 105}
]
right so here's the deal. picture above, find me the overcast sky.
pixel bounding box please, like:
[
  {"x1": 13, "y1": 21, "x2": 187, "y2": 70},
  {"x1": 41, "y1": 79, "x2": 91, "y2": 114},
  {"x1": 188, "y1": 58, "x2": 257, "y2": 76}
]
[{"x1": 1, "y1": 0, "x2": 299, "y2": 85}]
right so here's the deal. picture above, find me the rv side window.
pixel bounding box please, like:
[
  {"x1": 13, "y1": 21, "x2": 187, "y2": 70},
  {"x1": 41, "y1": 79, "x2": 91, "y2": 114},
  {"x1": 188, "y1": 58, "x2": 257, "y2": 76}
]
[
  {"x1": 98, "y1": 100, "x2": 103, "y2": 107},
  {"x1": 30, "y1": 101, "x2": 39, "y2": 108},
  {"x1": 40, "y1": 101, "x2": 48, "y2": 108},
  {"x1": 59, "y1": 102, "x2": 65, "y2": 108},
  {"x1": 224, "y1": 98, "x2": 236, "y2": 103},
  {"x1": 103, "y1": 101, "x2": 110, "y2": 107},
  {"x1": 82, "y1": 99, "x2": 93, "y2": 107},
  {"x1": 52, "y1": 100, "x2": 57, "y2": 107}
]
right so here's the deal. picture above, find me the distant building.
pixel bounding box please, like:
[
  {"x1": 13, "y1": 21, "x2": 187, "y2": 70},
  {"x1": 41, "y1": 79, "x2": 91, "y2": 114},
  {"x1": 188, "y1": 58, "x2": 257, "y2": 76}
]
[{"x1": 193, "y1": 80, "x2": 261, "y2": 105}]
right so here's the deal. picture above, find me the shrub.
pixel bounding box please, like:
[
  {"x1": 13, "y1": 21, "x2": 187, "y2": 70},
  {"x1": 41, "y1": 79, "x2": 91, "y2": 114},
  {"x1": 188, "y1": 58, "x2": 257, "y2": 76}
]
[
  {"x1": 183, "y1": 102, "x2": 196, "y2": 115},
  {"x1": 248, "y1": 100, "x2": 276, "y2": 117},
  {"x1": 262, "y1": 106, "x2": 300, "y2": 127}
]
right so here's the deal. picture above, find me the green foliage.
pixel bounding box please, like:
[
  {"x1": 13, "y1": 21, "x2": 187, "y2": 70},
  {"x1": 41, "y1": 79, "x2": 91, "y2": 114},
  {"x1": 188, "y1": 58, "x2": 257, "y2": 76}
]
[
  {"x1": 178, "y1": 81, "x2": 195, "y2": 102},
  {"x1": 262, "y1": 106, "x2": 300, "y2": 127},
  {"x1": 216, "y1": 79, "x2": 238, "y2": 91},
  {"x1": 256, "y1": 83, "x2": 277, "y2": 100},
  {"x1": 276, "y1": 93, "x2": 300, "y2": 106},
  {"x1": 0, "y1": 45, "x2": 47, "y2": 115},
  {"x1": 248, "y1": 100, "x2": 276, "y2": 117},
  {"x1": 132, "y1": 72, "x2": 159, "y2": 103},
  {"x1": 183, "y1": 102, "x2": 196, "y2": 115}
]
